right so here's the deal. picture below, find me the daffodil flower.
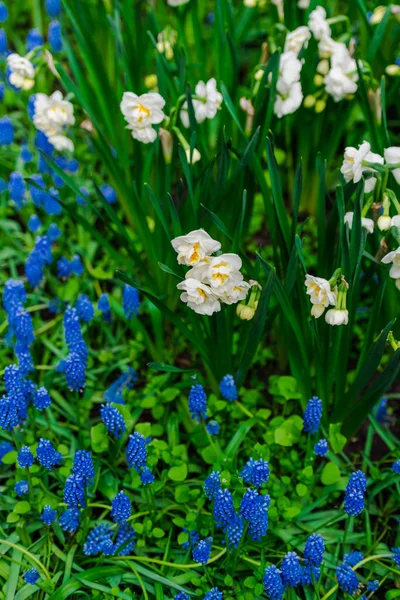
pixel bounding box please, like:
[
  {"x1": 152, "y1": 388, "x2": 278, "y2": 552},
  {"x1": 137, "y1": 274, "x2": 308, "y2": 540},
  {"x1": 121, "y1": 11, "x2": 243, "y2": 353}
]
[{"x1": 171, "y1": 230, "x2": 221, "y2": 266}]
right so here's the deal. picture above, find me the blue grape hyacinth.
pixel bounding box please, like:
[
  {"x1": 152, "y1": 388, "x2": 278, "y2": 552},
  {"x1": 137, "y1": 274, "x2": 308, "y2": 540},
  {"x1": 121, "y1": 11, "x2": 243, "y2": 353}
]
[
  {"x1": 83, "y1": 523, "x2": 114, "y2": 556},
  {"x1": 224, "y1": 512, "x2": 245, "y2": 549},
  {"x1": 0, "y1": 116, "x2": 13, "y2": 145},
  {"x1": 303, "y1": 396, "x2": 323, "y2": 433},
  {"x1": 98, "y1": 293, "x2": 112, "y2": 322},
  {"x1": 264, "y1": 565, "x2": 285, "y2": 600},
  {"x1": 344, "y1": 551, "x2": 363, "y2": 567},
  {"x1": 15, "y1": 480, "x2": 29, "y2": 496},
  {"x1": 48, "y1": 20, "x2": 62, "y2": 52},
  {"x1": 240, "y1": 489, "x2": 270, "y2": 541},
  {"x1": 100, "y1": 403, "x2": 126, "y2": 438},
  {"x1": 111, "y1": 491, "x2": 131, "y2": 524},
  {"x1": 192, "y1": 537, "x2": 212, "y2": 564},
  {"x1": 42, "y1": 505, "x2": 57, "y2": 525},
  {"x1": 126, "y1": 432, "x2": 147, "y2": 471},
  {"x1": 73, "y1": 450, "x2": 95, "y2": 483},
  {"x1": 204, "y1": 589, "x2": 223, "y2": 600},
  {"x1": 344, "y1": 470, "x2": 367, "y2": 516},
  {"x1": 241, "y1": 457, "x2": 270, "y2": 487},
  {"x1": 314, "y1": 439, "x2": 328, "y2": 456},
  {"x1": 219, "y1": 374, "x2": 238, "y2": 401},
  {"x1": 17, "y1": 446, "x2": 34, "y2": 468},
  {"x1": 392, "y1": 460, "x2": 400, "y2": 474},
  {"x1": 64, "y1": 474, "x2": 86, "y2": 509},
  {"x1": 33, "y1": 387, "x2": 51, "y2": 410},
  {"x1": 115, "y1": 523, "x2": 136, "y2": 556},
  {"x1": 75, "y1": 294, "x2": 94, "y2": 323},
  {"x1": 281, "y1": 551, "x2": 302, "y2": 587},
  {"x1": 204, "y1": 471, "x2": 221, "y2": 500},
  {"x1": 37, "y1": 438, "x2": 63, "y2": 469},
  {"x1": 304, "y1": 533, "x2": 324, "y2": 567},
  {"x1": 206, "y1": 420, "x2": 220, "y2": 435},
  {"x1": 0, "y1": 441, "x2": 13, "y2": 462},
  {"x1": 213, "y1": 488, "x2": 235, "y2": 527},
  {"x1": 188, "y1": 384, "x2": 207, "y2": 422},
  {"x1": 123, "y1": 284, "x2": 140, "y2": 320},
  {"x1": 60, "y1": 508, "x2": 80, "y2": 533},
  {"x1": 336, "y1": 563, "x2": 359, "y2": 594},
  {"x1": 24, "y1": 568, "x2": 40, "y2": 585}
]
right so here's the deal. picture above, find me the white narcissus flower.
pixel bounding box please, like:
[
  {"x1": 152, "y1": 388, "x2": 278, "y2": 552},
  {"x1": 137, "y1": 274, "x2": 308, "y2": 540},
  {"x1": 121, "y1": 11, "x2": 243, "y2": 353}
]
[
  {"x1": 33, "y1": 91, "x2": 75, "y2": 151},
  {"x1": 384, "y1": 146, "x2": 400, "y2": 184},
  {"x1": 381, "y1": 247, "x2": 400, "y2": 279},
  {"x1": 364, "y1": 177, "x2": 377, "y2": 193},
  {"x1": 305, "y1": 274, "x2": 336, "y2": 318},
  {"x1": 177, "y1": 278, "x2": 221, "y2": 315},
  {"x1": 323, "y1": 42, "x2": 359, "y2": 102},
  {"x1": 215, "y1": 281, "x2": 250, "y2": 305},
  {"x1": 284, "y1": 26, "x2": 311, "y2": 55},
  {"x1": 187, "y1": 254, "x2": 244, "y2": 292},
  {"x1": 171, "y1": 229, "x2": 221, "y2": 266},
  {"x1": 274, "y1": 82, "x2": 303, "y2": 118},
  {"x1": 340, "y1": 142, "x2": 383, "y2": 184},
  {"x1": 344, "y1": 212, "x2": 375, "y2": 234},
  {"x1": 7, "y1": 53, "x2": 35, "y2": 90},
  {"x1": 120, "y1": 92, "x2": 166, "y2": 144},
  {"x1": 325, "y1": 309, "x2": 349, "y2": 326},
  {"x1": 298, "y1": 0, "x2": 310, "y2": 8},
  {"x1": 180, "y1": 78, "x2": 223, "y2": 128},
  {"x1": 308, "y1": 6, "x2": 331, "y2": 40}
]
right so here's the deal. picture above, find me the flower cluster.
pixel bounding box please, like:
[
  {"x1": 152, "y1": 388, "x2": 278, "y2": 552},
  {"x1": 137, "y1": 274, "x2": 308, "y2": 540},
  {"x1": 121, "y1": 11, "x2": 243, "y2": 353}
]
[
  {"x1": 31, "y1": 91, "x2": 75, "y2": 151},
  {"x1": 3, "y1": 280, "x2": 34, "y2": 375},
  {"x1": 344, "y1": 470, "x2": 367, "y2": 516},
  {"x1": 180, "y1": 78, "x2": 223, "y2": 127},
  {"x1": 120, "y1": 91, "x2": 166, "y2": 144},
  {"x1": 305, "y1": 270, "x2": 349, "y2": 326},
  {"x1": 172, "y1": 229, "x2": 254, "y2": 316},
  {"x1": 126, "y1": 432, "x2": 154, "y2": 485}
]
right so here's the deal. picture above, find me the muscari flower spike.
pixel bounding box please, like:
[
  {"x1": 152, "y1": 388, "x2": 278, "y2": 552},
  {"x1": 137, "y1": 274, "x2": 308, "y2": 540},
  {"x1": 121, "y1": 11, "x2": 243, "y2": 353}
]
[
  {"x1": 26, "y1": 28, "x2": 43, "y2": 51},
  {"x1": 42, "y1": 505, "x2": 57, "y2": 525},
  {"x1": 0, "y1": 2, "x2": 8, "y2": 22},
  {"x1": 264, "y1": 565, "x2": 285, "y2": 600},
  {"x1": 174, "y1": 593, "x2": 190, "y2": 600},
  {"x1": 304, "y1": 533, "x2": 325, "y2": 568},
  {"x1": 303, "y1": 396, "x2": 323, "y2": 434},
  {"x1": 367, "y1": 580, "x2": 379, "y2": 592},
  {"x1": 192, "y1": 537, "x2": 213, "y2": 564},
  {"x1": 111, "y1": 491, "x2": 131, "y2": 524},
  {"x1": 115, "y1": 523, "x2": 136, "y2": 556},
  {"x1": 64, "y1": 352, "x2": 87, "y2": 392},
  {"x1": 188, "y1": 384, "x2": 207, "y2": 422},
  {"x1": 100, "y1": 183, "x2": 117, "y2": 204},
  {"x1": 336, "y1": 562, "x2": 359, "y2": 594},
  {"x1": 241, "y1": 457, "x2": 270, "y2": 487},
  {"x1": 219, "y1": 374, "x2": 238, "y2": 402},
  {"x1": 0, "y1": 116, "x2": 14, "y2": 145},
  {"x1": 204, "y1": 471, "x2": 221, "y2": 500},
  {"x1": 344, "y1": 470, "x2": 367, "y2": 516},
  {"x1": 28, "y1": 214, "x2": 42, "y2": 232},
  {"x1": 224, "y1": 512, "x2": 245, "y2": 549},
  {"x1": 281, "y1": 551, "x2": 302, "y2": 588},
  {"x1": 45, "y1": 0, "x2": 61, "y2": 17},
  {"x1": 392, "y1": 547, "x2": 400, "y2": 567},
  {"x1": 17, "y1": 446, "x2": 34, "y2": 468},
  {"x1": 181, "y1": 529, "x2": 200, "y2": 550},
  {"x1": 36, "y1": 438, "x2": 63, "y2": 469},
  {"x1": 15, "y1": 480, "x2": 29, "y2": 496},
  {"x1": 75, "y1": 294, "x2": 94, "y2": 323},
  {"x1": 24, "y1": 568, "x2": 40, "y2": 585},
  {"x1": 48, "y1": 20, "x2": 62, "y2": 53},
  {"x1": 343, "y1": 550, "x2": 363, "y2": 567},
  {"x1": 100, "y1": 403, "x2": 126, "y2": 438},
  {"x1": 73, "y1": 450, "x2": 95, "y2": 483},
  {"x1": 140, "y1": 466, "x2": 155, "y2": 485},
  {"x1": 204, "y1": 588, "x2": 223, "y2": 600},
  {"x1": 213, "y1": 488, "x2": 235, "y2": 527},
  {"x1": 33, "y1": 386, "x2": 51, "y2": 410},
  {"x1": 98, "y1": 293, "x2": 112, "y2": 322},
  {"x1": 9, "y1": 171, "x2": 26, "y2": 209},
  {"x1": 206, "y1": 420, "x2": 220, "y2": 435},
  {"x1": 314, "y1": 439, "x2": 328, "y2": 457},
  {"x1": 60, "y1": 508, "x2": 80, "y2": 533},
  {"x1": 392, "y1": 460, "x2": 400, "y2": 474},
  {"x1": 64, "y1": 473, "x2": 86, "y2": 509},
  {"x1": 240, "y1": 489, "x2": 270, "y2": 541},
  {"x1": 83, "y1": 523, "x2": 115, "y2": 556},
  {"x1": 123, "y1": 284, "x2": 140, "y2": 320},
  {"x1": 126, "y1": 432, "x2": 148, "y2": 471}
]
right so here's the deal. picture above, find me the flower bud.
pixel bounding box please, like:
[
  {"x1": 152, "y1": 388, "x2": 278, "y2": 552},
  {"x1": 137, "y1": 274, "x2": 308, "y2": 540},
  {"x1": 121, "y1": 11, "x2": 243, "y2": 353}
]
[
  {"x1": 377, "y1": 215, "x2": 392, "y2": 231},
  {"x1": 159, "y1": 128, "x2": 173, "y2": 164},
  {"x1": 304, "y1": 95, "x2": 316, "y2": 108},
  {"x1": 315, "y1": 100, "x2": 326, "y2": 113}
]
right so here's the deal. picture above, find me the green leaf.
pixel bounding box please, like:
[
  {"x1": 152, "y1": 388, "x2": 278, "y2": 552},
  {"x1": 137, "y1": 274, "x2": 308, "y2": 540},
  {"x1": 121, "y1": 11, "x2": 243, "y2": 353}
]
[
  {"x1": 329, "y1": 423, "x2": 347, "y2": 454},
  {"x1": 321, "y1": 462, "x2": 341, "y2": 485},
  {"x1": 91, "y1": 424, "x2": 109, "y2": 453},
  {"x1": 152, "y1": 528, "x2": 165, "y2": 539},
  {"x1": 147, "y1": 362, "x2": 198, "y2": 374},
  {"x1": 201, "y1": 445, "x2": 219, "y2": 464},
  {"x1": 366, "y1": 6, "x2": 391, "y2": 63},
  {"x1": 14, "y1": 501, "x2": 31, "y2": 515},
  {"x1": 168, "y1": 464, "x2": 188, "y2": 482},
  {"x1": 1, "y1": 450, "x2": 17, "y2": 464},
  {"x1": 266, "y1": 137, "x2": 290, "y2": 251},
  {"x1": 274, "y1": 416, "x2": 303, "y2": 447}
]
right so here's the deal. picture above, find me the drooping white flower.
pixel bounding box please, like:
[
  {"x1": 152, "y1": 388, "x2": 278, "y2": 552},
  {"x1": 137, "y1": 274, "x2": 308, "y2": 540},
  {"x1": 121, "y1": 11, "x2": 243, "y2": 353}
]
[
  {"x1": 344, "y1": 212, "x2": 375, "y2": 234},
  {"x1": 364, "y1": 177, "x2": 377, "y2": 193},
  {"x1": 33, "y1": 91, "x2": 75, "y2": 151},
  {"x1": 325, "y1": 308, "x2": 349, "y2": 326},
  {"x1": 167, "y1": 0, "x2": 190, "y2": 5},
  {"x1": 7, "y1": 53, "x2": 35, "y2": 90},
  {"x1": 381, "y1": 247, "x2": 400, "y2": 279},
  {"x1": 308, "y1": 6, "x2": 331, "y2": 40},
  {"x1": 274, "y1": 82, "x2": 303, "y2": 118},
  {"x1": 377, "y1": 215, "x2": 392, "y2": 231},
  {"x1": 180, "y1": 78, "x2": 223, "y2": 128},
  {"x1": 305, "y1": 274, "x2": 336, "y2": 318},
  {"x1": 120, "y1": 92, "x2": 166, "y2": 144},
  {"x1": 384, "y1": 146, "x2": 400, "y2": 184},
  {"x1": 324, "y1": 66, "x2": 357, "y2": 102},
  {"x1": 298, "y1": 0, "x2": 310, "y2": 8},
  {"x1": 274, "y1": 52, "x2": 304, "y2": 118},
  {"x1": 391, "y1": 215, "x2": 400, "y2": 228},
  {"x1": 171, "y1": 229, "x2": 221, "y2": 266},
  {"x1": 185, "y1": 147, "x2": 201, "y2": 164},
  {"x1": 284, "y1": 26, "x2": 311, "y2": 55},
  {"x1": 176, "y1": 278, "x2": 221, "y2": 315}
]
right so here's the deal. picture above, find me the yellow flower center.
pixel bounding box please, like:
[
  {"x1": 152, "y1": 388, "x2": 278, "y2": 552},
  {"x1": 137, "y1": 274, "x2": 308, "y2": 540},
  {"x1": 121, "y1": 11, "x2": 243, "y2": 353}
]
[
  {"x1": 189, "y1": 243, "x2": 201, "y2": 264},
  {"x1": 197, "y1": 288, "x2": 207, "y2": 299},
  {"x1": 136, "y1": 103, "x2": 151, "y2": 123}
]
